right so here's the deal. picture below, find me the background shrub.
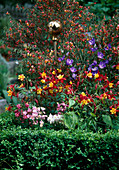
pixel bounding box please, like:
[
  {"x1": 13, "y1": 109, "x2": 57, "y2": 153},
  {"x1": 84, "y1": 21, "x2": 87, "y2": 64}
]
[{"x1": 0, "y1": 128, "x2": 119, "y2": 169}]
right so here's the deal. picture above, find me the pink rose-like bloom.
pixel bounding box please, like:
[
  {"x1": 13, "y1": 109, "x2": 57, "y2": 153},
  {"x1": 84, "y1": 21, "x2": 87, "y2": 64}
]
[
  {"x1": 16, "y1": 104, "x2": 21, "y2": 109},
  {"x1": 15, "y1": 112, "x2": 20, "y2": 117},
  {"x1": 25, "y1": 103, "x2": 29, "y2": 108},
  {"x1": 23, "y1": 115, "x2": 28, "y2": 119},
  {"x1": 27, "y1": 107, "x2": 32, "y2": 113}
]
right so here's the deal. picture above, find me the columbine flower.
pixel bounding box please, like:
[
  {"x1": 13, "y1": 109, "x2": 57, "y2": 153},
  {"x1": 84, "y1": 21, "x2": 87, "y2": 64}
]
[
  {"x1": 37, "y1": 88, "x2": 42, "y2": 94},
  {"x1": 66, "y1": 59, "x2": 73, "y2": 65},
  {"x1": 70, "y1": 67, "x2": 77, "y2": 73},
  {"x1": 110, "y1": 108, "x2": 116, "y2": 114},
  {"x1": 18, "y1": 74, "x2": 25, "y2": 81},
  {"x1": 94, "y1": 73, "x2": 99, "y2": 79},
  {"x1": 41, "y1": 72, "x2": 46, "y2": 78},
  {"x1": 99, "y1": 61, "x2": 106, "y2": 69},
  {"x1": 97, "y1": 52, "x2": 104, "y2": 59},
  {"x1": 88, "y1": 38, "x2": 95, "y2": 45},
  {"x1": 7, "y1": 89, "x2": 13, "y2": 96},
  {"x1": 57, "y1": 74, "x2": 64, "y2": 79},
  {"x1": 116, "y1": 64, "x2": 119, "y2": 70},
  {"x1": 49, "y1": 82, "x2": 53, "y2": 88},
  {"x1": 87, "y1": 72, "x2": 93, "y2": 78},
  {"x1": 81, "y1": 99, "x2": 88, "y2": 105},
  {"x1": 109, "y1": 83, "x2": 113, "y2": 88}
]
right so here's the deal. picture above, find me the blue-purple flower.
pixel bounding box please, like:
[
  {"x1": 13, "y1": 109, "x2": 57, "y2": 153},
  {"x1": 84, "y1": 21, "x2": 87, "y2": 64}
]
[
  {"x1": 90, "y1": 47, "x2": 98, "y2": 52},
  {"x1": 58, "y1": 55, "x2": 65, "y2": 62},
  {"x1": 91, "y1": 67, "x2": 98, "y2": 75},
  {"x1": 70, "y1": 67, "x2": 77, "y2": 73},
  {"x1": 66, "y1": 59, "x2": 73, "y2": 65},
  {"x1": 88, "y1": 38, "x2": 95, "y2": 45},
  {"x1": 104, "y1": 43, "x2": 111, "y2": 50},
  {"x1": 72, "y1": 73, "x2": 77, "y2": 79},
  {"x1": 99, "y1": 61, "x2": 106, "y2": 69},
  {"x1": 97, "y1": 52, "x2": 104, "y2": 59}
]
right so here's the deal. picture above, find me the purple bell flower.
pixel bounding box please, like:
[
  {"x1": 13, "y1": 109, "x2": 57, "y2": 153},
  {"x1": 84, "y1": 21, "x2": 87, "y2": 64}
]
[
  {"x1": 66, "y1": 59, "x2": 74, "y2": 65},
  {"x1": 88, "y1": 38, "x2": 95, "y2": 45},
  {"x1": 97, "y1": 52, "x2": 104, "y2": 59},
  {"x1": 99, "y1": 61, "x2": 106, "y2": 69},
  {"x1": 70, "y1": 67, "x2": 77, "y2": 73}
]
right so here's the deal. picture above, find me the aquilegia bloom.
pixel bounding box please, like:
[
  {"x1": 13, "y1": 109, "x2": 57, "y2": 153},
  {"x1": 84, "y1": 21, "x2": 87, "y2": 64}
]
[
  {"x1": 66, "y1": 59, "x2": 74, "y2": 65},
  {"x1": 97, "y1": 52, "x2": 104, "y2": 59},
  {"x1": 70, "y1": 67, "x2": 77, "y2": 73}
]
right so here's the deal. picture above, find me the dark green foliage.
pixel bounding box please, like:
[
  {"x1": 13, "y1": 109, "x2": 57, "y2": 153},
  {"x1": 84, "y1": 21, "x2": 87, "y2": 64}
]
[{"x1": 0, "y1": 127, "x2": 119, "y2": 169}]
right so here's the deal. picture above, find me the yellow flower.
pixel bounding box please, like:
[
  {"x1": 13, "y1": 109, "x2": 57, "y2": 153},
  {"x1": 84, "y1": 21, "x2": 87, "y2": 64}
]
[
  {"x1": 109, "y1": 83, "x2": 113, "y2": 88},
  {"x1": 41, "y1": 72, "x2": 46, "y2": 78},
  {"x1": 59, "y1": 86, "x2": 62, "y2": 92},
  {"x1": 41, "y1": 79, "x2": 45, "y2": 83},
  {"x1": 57, "y1": 69, "x2": 62, "y2": 73},
  {"x1": 87, "y1": 72, "x2": 92, "y2": 78},
  {"x1": 37, "y1": 88, "x2": 42, "y2": 94},
  {"x1": 116, "y1": 65, "x2": 119, "y2": 70},
  {"x1": 70, "y1": 81, "x2": 72, "y2": 84},
  {"x1": 110, "y1": 108, "x2": 116, "y2": 114},
  {"x1": 49, "y1": 82, "x2": 53, "y2": 88},
  {"x1": 52, "y1": 71, "x2": 56, "y2": 75},
  {"x1": 102, "y1": 93, "x2": 107, "y2": 99},
  {"x1": 43, "y1": 85, "x2": 47, "y2": 89},
  {"x1": 5, "y1": 107, "x2": 8, "y2": 111},
  {"x1": 57, "y1": 74, "x2": 64, "y2": 79},
  {"x1": 81, "y1": 92, "x2": 86, "y2": 96},
  {"x1": 81, "y1": 99, "x2": 88, "y2": 105},
  {"x1": 18, "y1": 74, "x2": 25, "y2": 81},
  {"x1": 49, "y1": 89, "x2": 53, "y2": 93},
  {"x1": 7, "y1": 90, "x2": 13, "y2": 96},
  {"x1": 19, "y1": 83, "x2": 24, "y2": 88},
  {"x1": 94, "y1": 73, "x2": 99, "y2": 79}
]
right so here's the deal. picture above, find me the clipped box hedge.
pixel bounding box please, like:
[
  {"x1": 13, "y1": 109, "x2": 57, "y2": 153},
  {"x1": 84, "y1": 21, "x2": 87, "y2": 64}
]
[{"x1": 0, "y1": 127, "x2": 119, "y2": 169}]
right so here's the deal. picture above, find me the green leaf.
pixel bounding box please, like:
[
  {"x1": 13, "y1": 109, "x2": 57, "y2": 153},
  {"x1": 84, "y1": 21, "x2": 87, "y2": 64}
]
[
  {"x1": 12, "y1": 96, "x2": 18, "y2": 105},
  {"x1": 69, "y1": 99, "x2": 75, "y2": 108},
  {"x1": 102, "y1": 115, "x2": 113, "y2": 127},
  {"x1": 2, "y1": 90, "x2": 11, "y2": 104}
]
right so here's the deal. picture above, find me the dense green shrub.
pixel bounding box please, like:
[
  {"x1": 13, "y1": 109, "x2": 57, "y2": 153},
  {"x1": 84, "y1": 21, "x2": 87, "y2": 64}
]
[{"x1": 0, "y1": 127, "x2": 119, "y2": 169}]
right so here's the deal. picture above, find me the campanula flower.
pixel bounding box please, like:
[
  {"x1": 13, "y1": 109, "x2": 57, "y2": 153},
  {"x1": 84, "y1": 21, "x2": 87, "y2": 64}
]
[
  {"x1": 70, "y1": 67, "x2": 77, "y2": 73},
  {"x1": 97, "y1": 52, "x2": 104, "y2": 59},
  {"x1": 99, "y1": 61, "x2": 106, "y2": 69},
  {"x1": 88, "y1": 38, "x2": 95, "y2": 45},
  {"x1": 66, "y1": 59, "x2": 74, "y2": 65}
]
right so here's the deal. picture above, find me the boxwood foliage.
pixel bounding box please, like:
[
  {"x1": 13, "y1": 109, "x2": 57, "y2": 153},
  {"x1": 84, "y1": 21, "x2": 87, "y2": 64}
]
[{"x1": 0, "y1": 127, "x2": 119, "y2": 170}]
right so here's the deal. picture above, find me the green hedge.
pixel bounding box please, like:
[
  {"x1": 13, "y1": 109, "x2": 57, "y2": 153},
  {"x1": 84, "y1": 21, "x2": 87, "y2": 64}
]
[{"x1": 0, "y1": 127, "x2": 119, "y2": 169}]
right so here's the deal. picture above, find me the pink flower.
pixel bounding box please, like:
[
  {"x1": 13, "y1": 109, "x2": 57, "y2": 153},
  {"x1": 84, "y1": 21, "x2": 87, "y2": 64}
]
[
  {"x1": 25, "y1": 103, "x2": 29, "y2": 107},
  {"x1": 15, "y1": 112, "x2": 20, "y2": 117},
  {"x1": 16, "y1": 104, "x2": 21, "y2": 109}
]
